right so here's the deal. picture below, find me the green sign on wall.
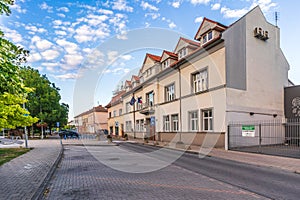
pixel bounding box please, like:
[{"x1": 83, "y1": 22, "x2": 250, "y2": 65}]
[{"x1": 242, "y1": 125, "x2": 255, "y2": 137}]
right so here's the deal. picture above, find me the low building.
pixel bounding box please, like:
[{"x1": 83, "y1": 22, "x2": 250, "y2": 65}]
[{"x1": 74, "y1": 105, "x2": 108, "y2": 134}]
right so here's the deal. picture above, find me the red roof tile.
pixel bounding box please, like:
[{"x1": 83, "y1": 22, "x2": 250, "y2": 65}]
[{"x1": 146, "y1": 53, "x2": 161, "y2": 62}]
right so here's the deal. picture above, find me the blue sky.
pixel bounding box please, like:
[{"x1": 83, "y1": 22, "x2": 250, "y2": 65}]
[{"x1": 1, "y1": 0, "x2": 299, "y2": 120}]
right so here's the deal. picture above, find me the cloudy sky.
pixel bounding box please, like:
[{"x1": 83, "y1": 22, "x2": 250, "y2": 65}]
[{"x1": 1, "y1": 0, "x2": 299, "y2": 119}]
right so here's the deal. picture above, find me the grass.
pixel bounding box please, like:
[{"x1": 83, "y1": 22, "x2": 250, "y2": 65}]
[{"x1": 0, "y1": 148, "x2": 32, "y2": 166}]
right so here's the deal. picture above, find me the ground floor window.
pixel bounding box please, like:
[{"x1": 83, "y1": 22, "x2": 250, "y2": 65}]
[
  {"x1": 136, "y1": 119, "x2": 144, "y2": 132},
  {"x1": 163, "y1": 115, "x2": 170, "y2": 131},
  {"x1": 189, "y1": 110, "x2": 198, "y2": 131},
  {"x1": 171, "y1": 114, "x2": 179, "y2": 131},
  {"x1": 202, "y1": 109, "x2": 213, "y2": 131},
  {"x1": 125, "y1": 121, "x2": 132, "y2": 132}
]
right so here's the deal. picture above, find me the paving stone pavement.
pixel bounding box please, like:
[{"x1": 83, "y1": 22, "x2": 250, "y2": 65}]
[
  {"x1": 43, "y1": 145, "x2": 267, "y2": 200},
  {"x1": 0, "y1": 139, "x2": 62, "y2": 200}
]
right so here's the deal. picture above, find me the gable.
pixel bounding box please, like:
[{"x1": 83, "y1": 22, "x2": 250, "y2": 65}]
[{"x1": 194, "y1": 18, "x2": 227, "y2": 41}]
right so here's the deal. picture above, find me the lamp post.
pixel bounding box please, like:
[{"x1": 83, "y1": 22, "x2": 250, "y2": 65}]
[{"x1": 23, "y1": 102, "x2": 28, "y2": 148}]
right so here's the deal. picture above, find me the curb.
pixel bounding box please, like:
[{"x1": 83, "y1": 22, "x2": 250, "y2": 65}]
[{"x1": 32, "y1": 140, "x2": 64, "y2": 200}]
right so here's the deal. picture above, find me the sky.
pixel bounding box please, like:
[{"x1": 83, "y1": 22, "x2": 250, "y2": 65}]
[{"x1": 1, "y1": 0, "x2": 299, "y2": 120}]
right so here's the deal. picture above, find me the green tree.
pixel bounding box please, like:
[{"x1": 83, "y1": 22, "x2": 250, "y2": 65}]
[
  {"x1": 0, "y1": 0, "x2": 38, "y2": 129},
  {"x1": 20, "y1": 67, "x2": 69, "y2": 133}
]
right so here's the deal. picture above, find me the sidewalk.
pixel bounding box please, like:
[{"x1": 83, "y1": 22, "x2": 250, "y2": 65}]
[
  {"x1": 0, "y1": 139, "x2": 62, "y2": 200},
  {"x1": 127, "y1": 138, "x2": 300, "y2": 174}
]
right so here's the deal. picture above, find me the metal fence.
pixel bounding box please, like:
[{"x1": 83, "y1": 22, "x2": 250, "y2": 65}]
[{"x1": 228, "y1": 118, "x2": 300, "y2": 158}]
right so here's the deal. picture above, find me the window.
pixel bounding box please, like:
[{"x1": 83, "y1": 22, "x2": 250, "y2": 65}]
[
  {"x1": 178, "y1": 48, "x2": 187, "y2": 59},
  {"x1": 137, "y1": 97, "x2": 143, "y2": 110},
  {"x1": 163, "y1": 115, "x2": 170, "y2": 131},
  {"x1": 202, "y1": 109, "x2": 213, "y2": 131},
  {"x1": 109, "y1": 112, "x2": 112, "y2": 118},
  {"x1": 189, "y1": 111, "x2": 198, "y2": 131},
  {"x1": 165, "y1": 84, "x2": 175, "y2": 102},
  {"x1": 136, "y1": 119, "x2": 144, "y2": 132},
  {"x1": 192, "y1": 69, "x2": 208, "y2": 93},
  {"x1": 126, "y1": 102, "x2": 131, "y2": 113},
  {"x1": 125, "y1": 121, "x2": 132, "y2": 132},
  {"x1": 162, "y1": 59, "x2": 169, "y2": 69},
  {"x1": 146, "y1": 91, "x2": 154, "y2": 107},
  {"x1": 113, "y1": 110, "x2": 117, "y2": 117},
  {"x1": 203, "y1": 31, "x2": 213, "y2": 44},
  {"x1": 171, "y1": 114, "x2": 179, "y2": 132},
  {"x1": 119, "y1": 109, "x2": 122, "y2": 116}
]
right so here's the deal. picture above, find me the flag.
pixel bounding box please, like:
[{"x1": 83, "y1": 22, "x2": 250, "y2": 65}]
[
  {"x1": 138, "y1": 97, "x2": 142, "y2": 104},
  {"x1": 130, "y1": 96, "x2": 136, "y2": 105}
]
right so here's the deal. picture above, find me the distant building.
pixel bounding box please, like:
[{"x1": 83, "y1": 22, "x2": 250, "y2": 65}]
[
  {"x1": 74, "y1": 105, "x2": 108, "y2": 134},
  {"x1": 106, "y1": 6, "x2": 290, "y2": 149}
]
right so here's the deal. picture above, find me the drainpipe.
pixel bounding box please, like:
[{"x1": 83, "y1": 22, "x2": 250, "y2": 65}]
[{"x1": 179, "y1": 68, "x2": 182, "y2": 142}]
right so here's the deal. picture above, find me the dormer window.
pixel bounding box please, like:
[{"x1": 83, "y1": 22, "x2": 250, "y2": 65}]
[
  {"x1": 202, "y1": 31, "x2": 213, "y2": 45},
  {"x1": 178, "y1": 48, "x2": 187, "y2": 59},
  {"x1": 162, "y1": 59, "x2": 169, "y2": 69}
]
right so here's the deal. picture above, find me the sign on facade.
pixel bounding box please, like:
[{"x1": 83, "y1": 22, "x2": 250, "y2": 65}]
[
  {"x1": 115, "y1": 121, "x2": 119, "y2": 127},
  {"x1": 285, "y1": 85, "x2": 300, "y2": 118},
  {"x1": 150, "y1": 116, "x2": 155, "y2": 126},
  {"x1": 242, "y1": 125, "x2": 255, "y2": 137}
]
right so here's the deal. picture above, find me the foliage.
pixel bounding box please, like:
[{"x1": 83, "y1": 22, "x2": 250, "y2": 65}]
[
  {"x1": 20, "y1": 67, "x2": 69, "y2": 130},
  {"x1": 0, "y1": 0, "x2": 38, "y2": 129}
]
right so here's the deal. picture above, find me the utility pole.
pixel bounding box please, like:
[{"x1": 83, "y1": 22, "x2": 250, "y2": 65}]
[{"x1": 23, "y1": 103, "x2": 28, "y2": 148}]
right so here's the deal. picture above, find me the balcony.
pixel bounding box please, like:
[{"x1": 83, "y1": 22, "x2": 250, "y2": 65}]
[{"x1": 139, "y1": 103, "x2": 155, "y2": 115}]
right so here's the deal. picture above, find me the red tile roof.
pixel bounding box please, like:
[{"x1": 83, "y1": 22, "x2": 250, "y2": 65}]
[
  {"x1": 75, "y1": 105, "x2": 107, "y2": 117},
  {"x1": 194, "y1": 17, "x2": 228, "y2": 40},
  {"x1": 132, "y1": 75, "x2": 140, "y2": 81},
  {"x1": 146, "y1": 53, "x2": 161, "y2": 62},
  {"x1": 105, "y1": 90, "x2": 126, "y2": 108},
  {"x1": 163, "y1": 50, "x2": 178, "y2": 58},
  {"x1": 180, "y1": 37, "x2": 200, "y2": 47}
]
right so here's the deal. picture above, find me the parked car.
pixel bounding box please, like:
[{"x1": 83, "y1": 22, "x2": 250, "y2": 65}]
[{"x1": 59, "y1": 130, "x2": 79, "y2": 139}]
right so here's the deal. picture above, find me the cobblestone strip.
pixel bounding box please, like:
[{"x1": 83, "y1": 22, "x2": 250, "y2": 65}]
[{"x1": 0, "y1": 139, "x2": 62, "y2": 200}]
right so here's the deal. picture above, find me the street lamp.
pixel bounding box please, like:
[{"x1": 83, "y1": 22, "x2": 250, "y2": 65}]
[{"x1": 23, "y1": 102, "x2": 29, "y2": 148}]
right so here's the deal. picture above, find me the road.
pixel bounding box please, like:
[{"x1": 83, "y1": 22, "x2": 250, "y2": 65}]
[
  {"x1": 119, "y1": 142, "x2": 300, "y2": 200},
  {"x1": 43, "y1": 142, "x2": 300, "y2": 200}
]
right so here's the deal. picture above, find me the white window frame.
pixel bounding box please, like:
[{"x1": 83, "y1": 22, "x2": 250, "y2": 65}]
[
  {"x1": 189, "y1": 110, "x2": 198, "y2": 131},
  {"x1": 192, "y1": 69, "x2": 208, "y2": 93},
  {"x1": 165, "y1": 83, "x2": 175, "y2": 102},
  {"x1": 163, "y1": 115, "x2": 170, "y2": 132},
  {"x1": 203, "y1": 31, "x2": 213, "y2": 45},
  {"x1": 146, "y1": 91, "x2": 154, "y2": 107},
  {"x1": 171, "y1": 114, "x2": 179, "y2": 132},
  {"x1": 163, "y1": 59, "x2": 169, "y2": 69},
  {"x1": 125, "y1": 121, "x2": 132, "y2": 132},
  {"x1": 202, "y1": 109, "x2": 213, "y2": 131},
  {"x1": 126, "y1": 102, "x2": 131, "y2": 113},
  {"x1": 113, "y1": 110, "x2": 117, "y2": 117},
  {"x1": 119, "y1": 109, "x2": 122, "y2": 116}
]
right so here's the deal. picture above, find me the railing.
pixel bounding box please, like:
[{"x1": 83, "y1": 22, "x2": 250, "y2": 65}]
[{"x1": 228, "y1": 118, "x2": 300, "y2": 158}]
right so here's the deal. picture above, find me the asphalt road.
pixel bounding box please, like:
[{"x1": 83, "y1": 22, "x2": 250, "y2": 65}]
[{"x1": 119, "y1": 142, "x2": 300, "y2": 200}]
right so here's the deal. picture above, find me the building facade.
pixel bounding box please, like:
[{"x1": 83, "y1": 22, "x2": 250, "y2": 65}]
[
  {"x1": 107, "y1": 6, "x2": 290, "y2": 149},
  {"x1": 74, "y1": 105, "x2": 108, "y2": 134}
]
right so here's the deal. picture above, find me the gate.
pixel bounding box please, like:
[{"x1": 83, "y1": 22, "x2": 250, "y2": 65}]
[{"x1": 228, "y1": 119, "x2": 300, "y2": 158}]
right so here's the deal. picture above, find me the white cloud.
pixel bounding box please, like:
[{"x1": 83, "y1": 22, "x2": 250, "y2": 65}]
[
  {"x1": 98, "y1": 9, "x2": 114, "y2": 15},
  {"x1": 112, "y1": 0, "x2": 133, "y2": 12},
  {"x1": 39, "y1": 2, "x2": 53, "y2": 12},
  {"x1": 25, "y1": 25, "x2": 47, "y2": 34},
  {"x1": 53, "y1": 20, "x2": 63, "y2": 26},
  {"x1": 11, "y1": 3, "x2": 26, "y2": 13},
  {"x1": 141, "y1": 1, "x2": 159, "y2": 11},
  {"x1": 145, "y1": 13, "x2": 160, "y2": 19},
  {"x1": 28, "y1": 52, "x2": 42, "y2": 62},
  {"x1": 194, "y1": 16, "x2": 203, "y2": 23},
  {"x1": 82, "y1": 48, "x2": 92, "y2": 54},
  {"x1": 41, "y1": 62, "x2": 59, "y2": 72},
  {"x1": 41, "y1": 50, "x2": 60, "y2": 61},
  {"x1": 107, "y1": 51, "x2": 119, "y2": 65},
  {"x1": 36, "y1": 39, "x2": 53, "y2": 51},
  {"x1": 61, "y1": 54, "x2": 84, "y2": 69},
  {"x1": 168, "y1": 22, "x2": 176, "y2": 29},
  {"x1": 55, "y1": 30, "x2": 67, "y2": 36},
  {"x1": 86, "y1": 14, "x2": 109, "y2": 26},
  {"x1": 57, "y1": 7, "x2": 70, "y2": 12},
  {"x1": 55, "y1": 73, "x2": 81, "y2": 80},
  {"x1": 2, "y1": 28, "x2": 22, "y2": 43},
  {"x1": 220, "y1": 6, "x2": 248, "y2": 18},
  {"x1": 109, "y1": 13, "x2": 128, "y2": 40},
  {"x1": 121, "y1": 55, "x2": 133, "y2": 61},
  {"x1": 251, "y1": 0, "x2": 277, "y2": 12},
  {"x1": 103, "y1": 67, "x2": 130, "y2": 75},
  {"x1": 56, "y1": 39, "x2": 78, "y2": 54},
  {"x1": 74, "y1": 24, "x2": 110, "y2": 43},
  {"x1": 172, "y1": 1, "x2": 181, "y2": 8},
  {"x1": 211, "y1": 3, "x2": 221, "y2": 10},
  {"x1": 57, "y1": 13, "x2": 66, "y2": 18},
  {"x1": 190, "y1": 0, "x2": 211, "y2": 5}
]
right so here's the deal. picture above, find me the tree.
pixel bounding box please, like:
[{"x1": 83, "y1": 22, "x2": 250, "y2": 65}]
[
  {"x1": 20, "y1": 67, "x2": 69, "y2": 133},
  {"x1": 0, "y1": 0, "x2": 38, "y2": 129}
]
